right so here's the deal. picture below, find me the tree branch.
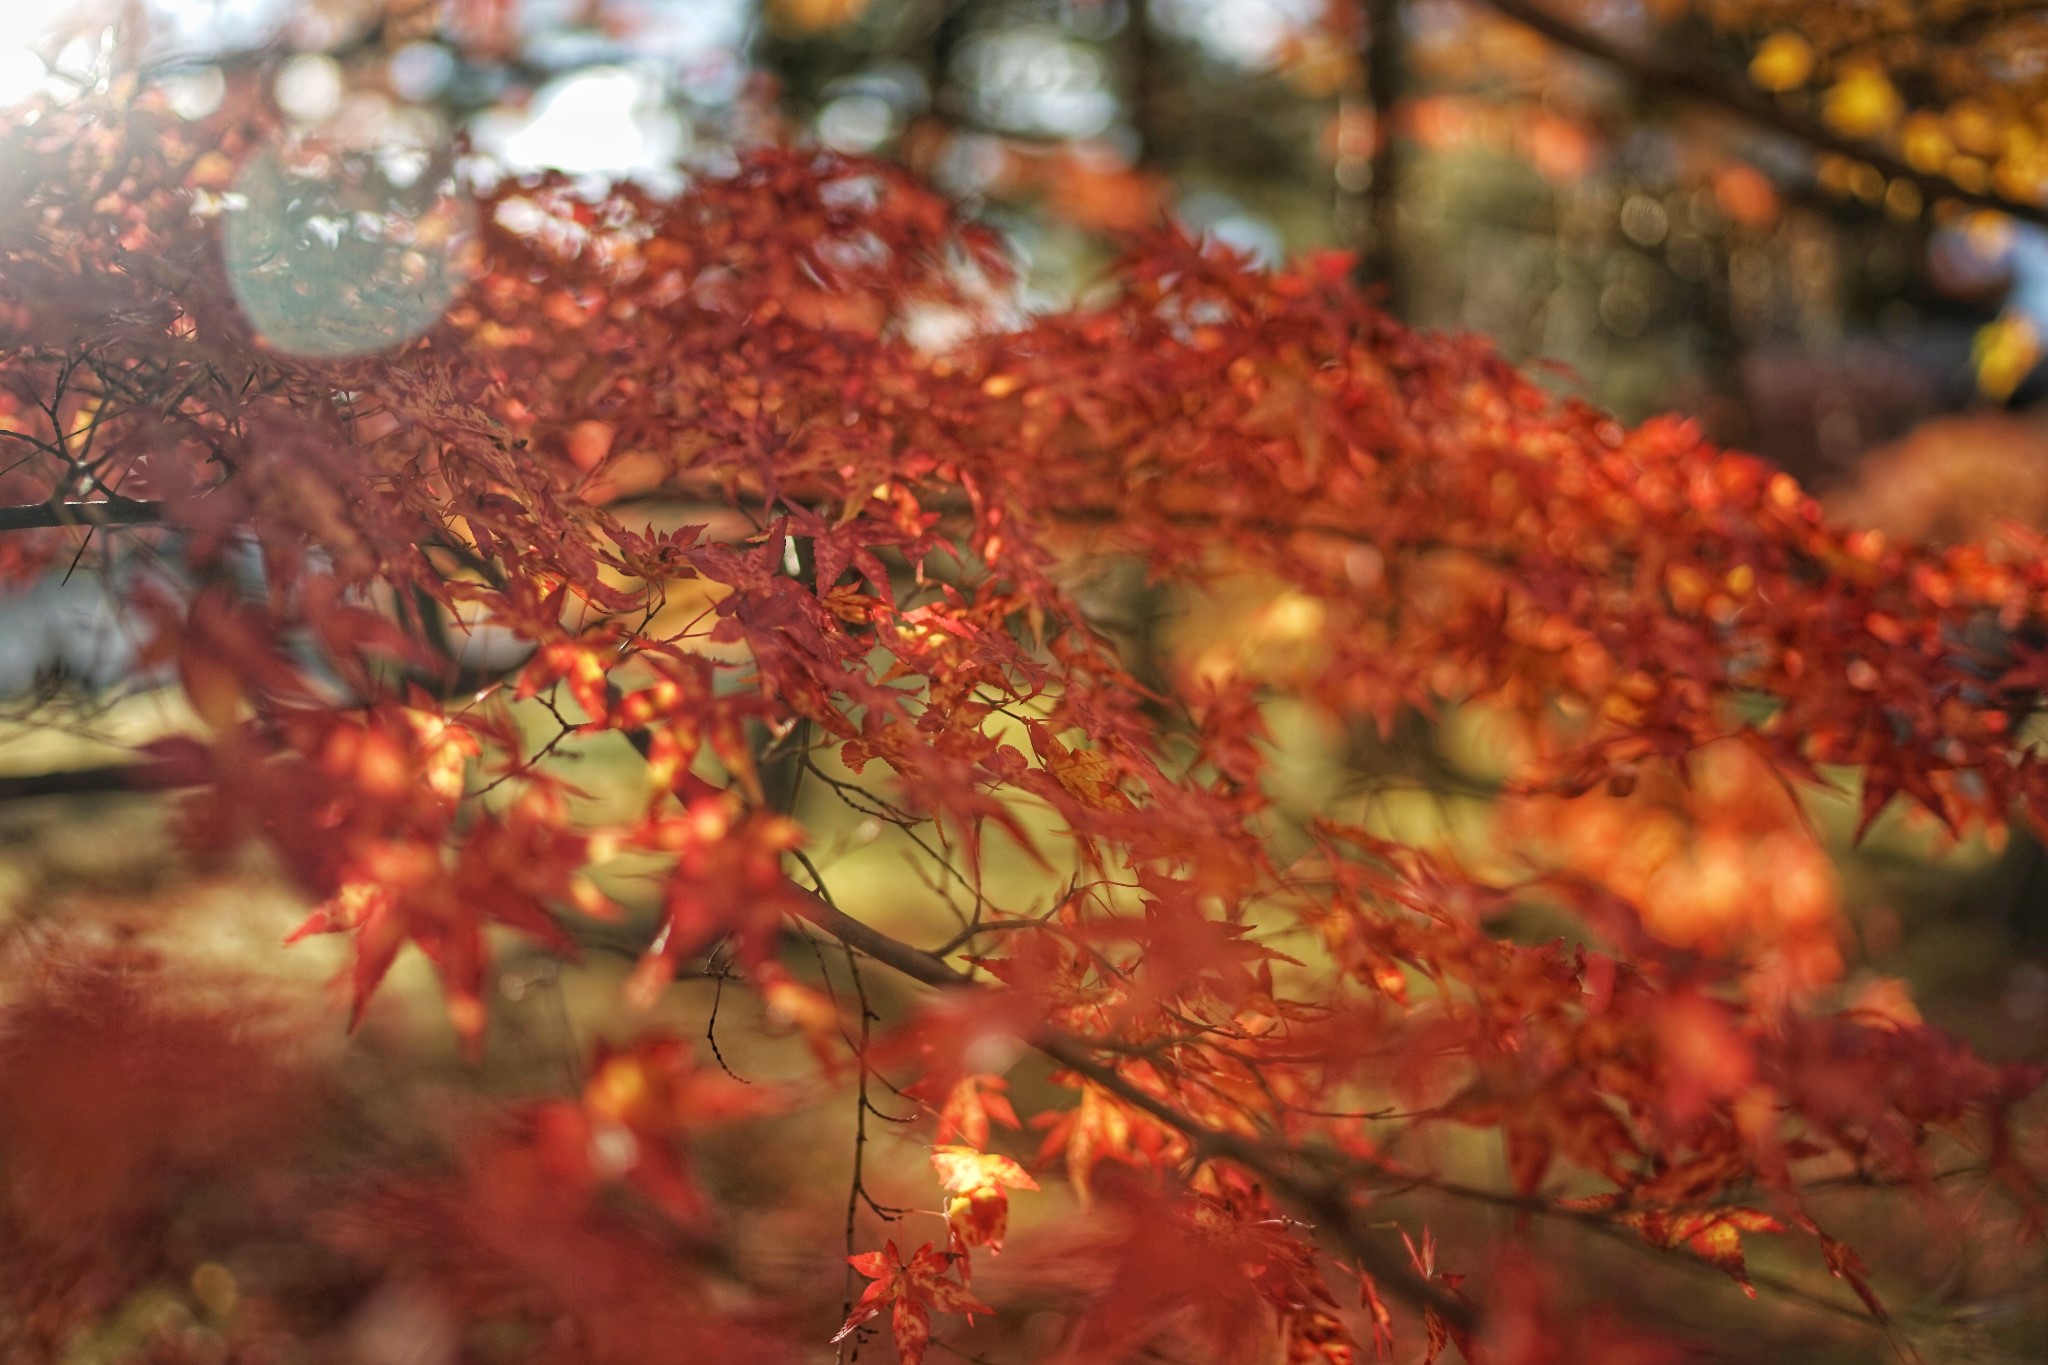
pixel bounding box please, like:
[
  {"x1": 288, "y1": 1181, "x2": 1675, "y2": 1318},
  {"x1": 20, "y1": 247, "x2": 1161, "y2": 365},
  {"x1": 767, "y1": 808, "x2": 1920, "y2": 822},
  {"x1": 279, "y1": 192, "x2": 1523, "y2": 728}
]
[
  {"x1": 0, "y1": 498, "x2": 167, "y2": 532},
  {"x1": 27, "y1": 684, "x2": 1466, "y2": 1325},
  {"x1": 782, "y1": 878, "x2": 1474, "y2": 1325},
  {"x1": 0, "y1": 742, "x2": 211, "y2": 803},
  {"x1": 1477, "y1": 0, "x2": 2048, "y2": 231},
  {"x1": 608, "y1": 676, "x2": 1473, "y2": 1324},
  {"x1": 0, "y1": 765, "x2": 150, "y2": 802}
]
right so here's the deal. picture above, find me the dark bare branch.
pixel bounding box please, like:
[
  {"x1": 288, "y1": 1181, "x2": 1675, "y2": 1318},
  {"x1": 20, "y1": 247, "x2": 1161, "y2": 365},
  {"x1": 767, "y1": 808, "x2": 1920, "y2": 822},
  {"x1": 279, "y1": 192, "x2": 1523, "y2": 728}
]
[{"x1": 0, "y1": 499, "x2": 167, "y2": 533}]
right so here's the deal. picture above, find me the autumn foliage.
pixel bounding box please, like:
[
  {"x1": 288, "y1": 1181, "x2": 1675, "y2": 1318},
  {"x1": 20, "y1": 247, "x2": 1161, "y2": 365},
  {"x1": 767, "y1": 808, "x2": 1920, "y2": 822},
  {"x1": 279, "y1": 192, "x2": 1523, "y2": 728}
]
[{"x1": 1, "y1": 47, "x2": 2045, "y2": 1365}]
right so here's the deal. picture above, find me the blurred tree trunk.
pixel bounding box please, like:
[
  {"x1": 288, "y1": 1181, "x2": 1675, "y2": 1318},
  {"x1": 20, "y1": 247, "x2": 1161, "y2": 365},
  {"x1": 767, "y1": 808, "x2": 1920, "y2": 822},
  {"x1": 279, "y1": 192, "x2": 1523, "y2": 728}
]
[{"x1": 1356, "y1": 0, "x2": 1406, "y2": 314}]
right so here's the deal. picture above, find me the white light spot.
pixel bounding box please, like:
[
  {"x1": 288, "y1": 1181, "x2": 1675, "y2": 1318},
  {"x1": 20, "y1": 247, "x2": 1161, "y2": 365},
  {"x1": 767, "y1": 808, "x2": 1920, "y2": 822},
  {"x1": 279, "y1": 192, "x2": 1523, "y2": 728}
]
[
  {"x1": 1151, "y1": 0, "x2": 1323, "y2": 70},
  {"x1": 473, "y1": 66, "x2": 685, "y2": 183},
  {"x1": 957, "y1": 26, "x2": 1117, "y2": 140},
  {"x1": 388, "y1": 41, "x2": 453, "y2": 101},
  {"x1": 160, "y1": 64, "x2": 225, "y2": 119},
  {"x1": 588, "y1": 1122, "x2": 640, "y2": 1178},
  {"x1": 818, "y1": 92, "x2": 894, "y2": 153},
  {"x1": 275, "y1": 51, "x2": 342, "y2": 123},
  {"x1": 0, "y1": 51, "x2": 43, "y2": 107}
]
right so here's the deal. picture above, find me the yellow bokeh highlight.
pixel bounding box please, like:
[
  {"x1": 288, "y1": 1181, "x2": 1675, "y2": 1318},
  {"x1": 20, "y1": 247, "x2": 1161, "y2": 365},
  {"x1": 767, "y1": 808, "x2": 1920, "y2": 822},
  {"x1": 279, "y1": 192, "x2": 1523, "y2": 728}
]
[
  {"x1": 1901, "y1": 112, "x2": 1954, "y2": 174},
  {"x1": 1949, "y1": 99, "x2": 2002, "y2": 156},
  {"x1": 1748, "y1": 33, "x2": 1815, "y2": 93},
  {"x1": 1823, "y1": 66, "x2": 1903, "y2": 139},
  {"x1": 1974, "y1": 313, "x2": 2041, "y2": 401}
]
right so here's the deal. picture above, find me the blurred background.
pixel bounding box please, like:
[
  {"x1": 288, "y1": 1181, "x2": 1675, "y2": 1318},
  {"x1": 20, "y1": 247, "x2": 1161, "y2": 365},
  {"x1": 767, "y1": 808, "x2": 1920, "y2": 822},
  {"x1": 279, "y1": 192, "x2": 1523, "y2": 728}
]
[
  {"x1": 3, "y1": 0, "x2": 2040, "y2": 1013},
  {"x1": 0, "y1": 0, "x2": 2035, "y2": 466},
  {"x1": 2, "y1": 2, "x2": 2047, "y2": 1361}
]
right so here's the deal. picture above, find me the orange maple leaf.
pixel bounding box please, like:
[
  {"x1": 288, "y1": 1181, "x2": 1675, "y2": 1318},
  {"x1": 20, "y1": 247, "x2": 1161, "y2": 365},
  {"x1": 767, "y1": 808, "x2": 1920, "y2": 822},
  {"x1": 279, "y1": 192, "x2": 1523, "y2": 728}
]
[
  {"x1": 931, "y1": 1144, "x2": 1039, "y2": 1254},
  {"x1": 834, "y1": 1240, "x2": 992, "y2": 1365}
]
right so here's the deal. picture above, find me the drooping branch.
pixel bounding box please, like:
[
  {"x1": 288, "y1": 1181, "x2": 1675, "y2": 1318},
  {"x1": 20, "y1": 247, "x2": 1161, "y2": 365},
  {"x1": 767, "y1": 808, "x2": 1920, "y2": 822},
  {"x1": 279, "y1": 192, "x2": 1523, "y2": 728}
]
[
  {"x1": 1477, "y1": 0, "x2": 2048, "y2": 230},
  {"x1": 781, "y1": 875, "x2": 1476, "y2": 1327},
  {"x1": 611, "y1": 678, "x2": 1472, "y2": 1323}
]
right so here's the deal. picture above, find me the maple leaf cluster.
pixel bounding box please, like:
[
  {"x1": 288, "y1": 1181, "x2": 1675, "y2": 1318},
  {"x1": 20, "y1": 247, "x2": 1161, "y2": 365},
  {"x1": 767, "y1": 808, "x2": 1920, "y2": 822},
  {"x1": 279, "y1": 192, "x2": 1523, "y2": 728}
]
[{"x1": 0, "y1": 61, "x2": 2044, "y2": 1365}]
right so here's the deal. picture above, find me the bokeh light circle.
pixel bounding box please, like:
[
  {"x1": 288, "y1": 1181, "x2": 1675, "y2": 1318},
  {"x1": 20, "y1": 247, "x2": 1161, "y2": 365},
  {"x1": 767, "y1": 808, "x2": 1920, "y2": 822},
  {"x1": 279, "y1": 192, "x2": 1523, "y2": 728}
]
[{"x1": 222, "y1": 143, "x2": 476, "y2": 360}]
